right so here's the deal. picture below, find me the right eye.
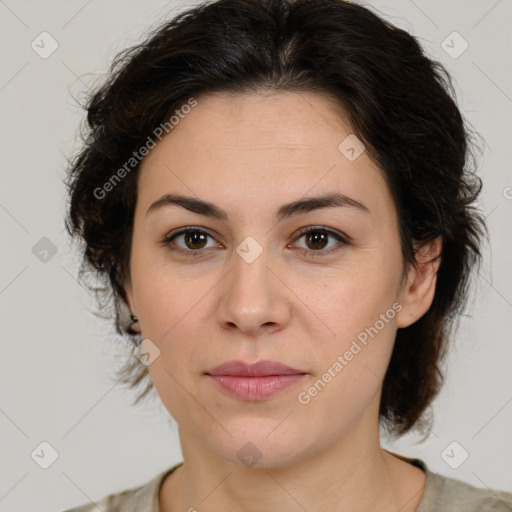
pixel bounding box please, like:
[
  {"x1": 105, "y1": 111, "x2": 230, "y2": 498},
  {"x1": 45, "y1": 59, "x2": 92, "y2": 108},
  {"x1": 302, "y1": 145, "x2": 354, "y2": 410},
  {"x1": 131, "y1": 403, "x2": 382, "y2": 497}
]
[{"x1": 161, "y1": 227, "x2": 223, "y2": 256}]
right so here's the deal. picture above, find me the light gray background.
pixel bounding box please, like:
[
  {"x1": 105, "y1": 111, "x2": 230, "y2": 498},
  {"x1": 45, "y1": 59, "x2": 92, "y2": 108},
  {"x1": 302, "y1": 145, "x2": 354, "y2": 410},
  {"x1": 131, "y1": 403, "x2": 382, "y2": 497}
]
[{"x1": 1, "y1": 1, "x2": 511, "y2": 510}]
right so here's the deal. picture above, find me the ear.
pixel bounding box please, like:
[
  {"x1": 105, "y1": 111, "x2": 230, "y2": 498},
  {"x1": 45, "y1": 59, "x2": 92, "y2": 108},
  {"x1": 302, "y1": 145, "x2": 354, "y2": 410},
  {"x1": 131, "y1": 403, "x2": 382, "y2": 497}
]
[
  {"x1": 396, "y1": 236, "x2": 442, "y2": 329},
  {"x1": 123, "y1": 275, "x2": 137, "y2": 317}
]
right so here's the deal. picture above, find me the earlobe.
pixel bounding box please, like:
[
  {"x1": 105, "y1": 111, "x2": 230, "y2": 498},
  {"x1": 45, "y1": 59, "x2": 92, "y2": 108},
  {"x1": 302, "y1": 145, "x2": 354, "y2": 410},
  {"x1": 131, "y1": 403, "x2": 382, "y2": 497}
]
[
  {"x1": 123, "y1": 278, "x2": 141, "y2": 334},
  {"x1": 123, "y1": 277, "x2": 136, "y2": 316},
  {"x1": 396, "y1": 236, "x2": 442, "y2": 329}
]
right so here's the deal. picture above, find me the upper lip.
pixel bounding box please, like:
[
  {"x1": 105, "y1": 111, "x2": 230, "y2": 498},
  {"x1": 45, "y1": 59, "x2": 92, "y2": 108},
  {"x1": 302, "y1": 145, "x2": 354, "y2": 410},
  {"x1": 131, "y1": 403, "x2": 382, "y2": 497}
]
[{"x1": 206, "y1": 360, "x2": 306, "y2": 377}]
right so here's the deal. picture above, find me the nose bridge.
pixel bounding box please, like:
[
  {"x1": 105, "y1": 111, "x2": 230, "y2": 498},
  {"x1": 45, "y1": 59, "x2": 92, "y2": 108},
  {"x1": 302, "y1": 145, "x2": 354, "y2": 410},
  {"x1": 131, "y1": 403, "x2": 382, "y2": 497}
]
[
  {"x1": 234, "y1": 237, "x2": 272, "y2": 296},
  {"x1": 218, "y1": 234, "x2": 290, "y2": 333}
]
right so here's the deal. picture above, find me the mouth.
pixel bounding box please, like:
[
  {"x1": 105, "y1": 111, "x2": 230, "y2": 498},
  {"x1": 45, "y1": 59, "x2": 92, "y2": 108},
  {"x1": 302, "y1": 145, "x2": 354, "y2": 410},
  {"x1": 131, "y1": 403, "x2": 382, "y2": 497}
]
[{"x1": 205, "y1": 360, "x2": 308, "y2": 401}]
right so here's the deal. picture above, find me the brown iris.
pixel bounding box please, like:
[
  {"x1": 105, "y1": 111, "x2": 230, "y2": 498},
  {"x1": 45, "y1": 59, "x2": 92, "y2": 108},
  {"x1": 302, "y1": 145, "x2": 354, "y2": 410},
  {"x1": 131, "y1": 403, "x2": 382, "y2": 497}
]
[{"x1": 305, "y1": 231, "x2": 328, "y2": 251}]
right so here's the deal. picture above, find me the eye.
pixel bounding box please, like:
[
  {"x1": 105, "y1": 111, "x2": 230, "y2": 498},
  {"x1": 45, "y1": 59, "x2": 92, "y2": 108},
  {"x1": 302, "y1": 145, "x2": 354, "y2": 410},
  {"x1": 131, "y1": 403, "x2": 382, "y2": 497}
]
[
  {"x1": 291, "y1": 226, "x2": 349, "y2": 257},
  {"x1": 161, "y1": 227, "x2": 221, "y2": 256},
  {"x1": 161, "y1": 226, "x2": 350, "y2": 258}
]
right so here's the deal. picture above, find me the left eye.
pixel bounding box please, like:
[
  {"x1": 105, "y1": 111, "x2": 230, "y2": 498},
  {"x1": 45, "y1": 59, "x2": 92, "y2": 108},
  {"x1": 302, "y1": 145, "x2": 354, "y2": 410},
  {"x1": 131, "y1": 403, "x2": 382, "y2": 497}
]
[
  {"x1": 161, "y1": 226, "x2": 349, "y2": 257},
  {"x1": 292, "y1": 227, "x2": 349, "y2": 255}
]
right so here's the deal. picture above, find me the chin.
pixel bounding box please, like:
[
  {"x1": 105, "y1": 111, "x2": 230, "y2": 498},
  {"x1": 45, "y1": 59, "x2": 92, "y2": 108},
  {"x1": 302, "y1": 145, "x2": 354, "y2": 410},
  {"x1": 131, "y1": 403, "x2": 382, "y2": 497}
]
[{"x1": 205, "y1": 419, "x2": 320, "y2": 470}]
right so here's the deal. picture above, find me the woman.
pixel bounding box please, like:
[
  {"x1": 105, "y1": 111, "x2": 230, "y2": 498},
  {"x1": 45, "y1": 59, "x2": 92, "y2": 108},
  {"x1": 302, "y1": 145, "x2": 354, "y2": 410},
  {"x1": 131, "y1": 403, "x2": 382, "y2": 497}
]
[{"x1": 62, "y1": 0, "x2": 512, "y2": 510}]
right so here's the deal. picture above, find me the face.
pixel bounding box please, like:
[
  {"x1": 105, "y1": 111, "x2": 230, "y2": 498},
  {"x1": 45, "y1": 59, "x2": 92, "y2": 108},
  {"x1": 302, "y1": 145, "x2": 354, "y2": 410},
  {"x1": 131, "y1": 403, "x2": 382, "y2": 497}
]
[{"x1": 125, "y1": 91, "x2": 433, "y2": 467}]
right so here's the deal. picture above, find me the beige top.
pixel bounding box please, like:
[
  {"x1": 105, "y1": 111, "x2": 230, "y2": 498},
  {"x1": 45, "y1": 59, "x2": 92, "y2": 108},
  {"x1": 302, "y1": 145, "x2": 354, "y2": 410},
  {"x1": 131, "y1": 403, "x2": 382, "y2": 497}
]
[{"x1": 63, "y1": 455, "x2": 512, "y2": 512}]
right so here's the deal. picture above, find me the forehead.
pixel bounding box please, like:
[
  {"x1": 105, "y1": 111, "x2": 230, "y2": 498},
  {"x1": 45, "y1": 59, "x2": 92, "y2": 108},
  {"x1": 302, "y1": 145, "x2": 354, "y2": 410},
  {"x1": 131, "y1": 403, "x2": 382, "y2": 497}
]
[{"x1": 136, "y1": 91, "x2": 395, "y2": 223}]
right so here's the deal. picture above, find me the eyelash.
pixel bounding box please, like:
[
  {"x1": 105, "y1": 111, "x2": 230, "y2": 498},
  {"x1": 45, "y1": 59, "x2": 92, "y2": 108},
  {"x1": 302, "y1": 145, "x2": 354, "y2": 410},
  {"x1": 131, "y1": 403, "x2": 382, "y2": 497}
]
[{"x1": 160, "y1": 226, "x2": 350, "y2": 258}]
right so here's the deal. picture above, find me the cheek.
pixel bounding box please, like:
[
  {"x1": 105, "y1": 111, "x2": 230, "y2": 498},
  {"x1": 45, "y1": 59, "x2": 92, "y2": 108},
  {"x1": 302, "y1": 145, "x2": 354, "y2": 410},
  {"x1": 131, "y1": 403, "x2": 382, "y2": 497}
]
[
  {"x1": 295, "y1": 310, "x2": 398, "y2": 435},
  {"x1": 300, "y1": 263, "x2": 401, "y2": 397},
  {"x1": 143, "y1": 312, "x2": 206, "y2": 424},
  {"x1": 131, "y1": 252, "x2": 211, "y2": 339},
  {"x1": 304, "y1": 263, "x2": 400, "y2": 344}
]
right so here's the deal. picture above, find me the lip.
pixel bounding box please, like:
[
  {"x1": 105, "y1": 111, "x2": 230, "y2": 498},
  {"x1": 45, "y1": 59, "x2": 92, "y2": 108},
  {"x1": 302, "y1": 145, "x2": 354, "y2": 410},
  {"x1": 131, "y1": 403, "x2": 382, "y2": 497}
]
[
  {"x1": 206, "y1": 360, "x2": 305, "y2": 377},
  {"x1": 205, "y1": 360, "x2": 307, "y2": 401}
]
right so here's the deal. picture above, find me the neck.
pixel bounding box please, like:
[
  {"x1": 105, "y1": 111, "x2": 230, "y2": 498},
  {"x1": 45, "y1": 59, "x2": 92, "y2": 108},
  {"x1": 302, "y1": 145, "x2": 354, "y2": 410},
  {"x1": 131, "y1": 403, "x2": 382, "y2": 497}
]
[{"x1": 160, "y1": 411, "x2": 425, "y2": 512}]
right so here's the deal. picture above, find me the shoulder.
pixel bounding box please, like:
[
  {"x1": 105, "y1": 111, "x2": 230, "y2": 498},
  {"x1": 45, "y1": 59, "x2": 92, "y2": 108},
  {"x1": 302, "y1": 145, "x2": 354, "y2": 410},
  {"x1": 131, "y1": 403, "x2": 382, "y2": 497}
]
[
  {"x1": 61, "y1": 464, "x2": 182, "y2": 512},
  {"x1": 418, "y1": 464, "x2": 512, "y2": 512},
  {"x1": 61, "y1": 487, "x2": 138, "y2": 512},
  {"x1": 385, "y1": 451, "x2": 512, "y2": 512}
]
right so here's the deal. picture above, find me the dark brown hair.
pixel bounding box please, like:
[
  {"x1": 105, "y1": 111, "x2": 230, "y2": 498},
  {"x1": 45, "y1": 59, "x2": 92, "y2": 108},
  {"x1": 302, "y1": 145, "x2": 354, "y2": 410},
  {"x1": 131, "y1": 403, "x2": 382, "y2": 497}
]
[{"x1": 64, "y1": 0, "x2": 487, "y2": 437}]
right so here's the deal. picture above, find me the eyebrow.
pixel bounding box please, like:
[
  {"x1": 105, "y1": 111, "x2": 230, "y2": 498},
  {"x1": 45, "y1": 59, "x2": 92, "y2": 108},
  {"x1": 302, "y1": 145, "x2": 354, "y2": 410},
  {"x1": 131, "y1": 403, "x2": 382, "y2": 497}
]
[{"x1": 146, "y1": 192, "x2": 370, "y2": 222}]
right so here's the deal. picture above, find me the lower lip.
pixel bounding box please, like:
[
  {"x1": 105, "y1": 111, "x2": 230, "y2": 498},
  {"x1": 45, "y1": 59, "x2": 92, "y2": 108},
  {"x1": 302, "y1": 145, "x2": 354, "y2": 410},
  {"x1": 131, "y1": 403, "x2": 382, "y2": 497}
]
[{"x1": 208, "y1": 374, "x2": 306, "y2": 401}]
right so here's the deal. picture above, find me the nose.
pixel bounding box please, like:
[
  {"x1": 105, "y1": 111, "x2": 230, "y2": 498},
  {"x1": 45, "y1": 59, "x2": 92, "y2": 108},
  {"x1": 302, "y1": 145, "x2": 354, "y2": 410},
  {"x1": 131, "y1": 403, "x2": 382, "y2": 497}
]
[{"x1": 217, "y1": 245, "x2": 292, "y2": 336}]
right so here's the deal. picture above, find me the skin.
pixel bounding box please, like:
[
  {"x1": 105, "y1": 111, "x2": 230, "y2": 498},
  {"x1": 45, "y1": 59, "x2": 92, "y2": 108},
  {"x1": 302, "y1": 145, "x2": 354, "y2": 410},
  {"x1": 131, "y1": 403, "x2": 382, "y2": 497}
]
[{"x1": 124, "y1": 90, "x2": 442, "y2": 512}]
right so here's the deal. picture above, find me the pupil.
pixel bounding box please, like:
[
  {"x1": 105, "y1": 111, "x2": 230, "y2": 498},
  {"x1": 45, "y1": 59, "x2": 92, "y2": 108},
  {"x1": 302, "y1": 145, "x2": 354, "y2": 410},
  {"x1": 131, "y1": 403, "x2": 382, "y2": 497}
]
[
  {"x1": 186, "y1": 231, "x2": 207, "y2": 249},
  {"x1": 307, "y1": 231, "x2": 327, "y2": 250}
]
